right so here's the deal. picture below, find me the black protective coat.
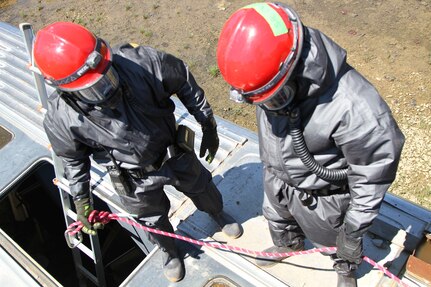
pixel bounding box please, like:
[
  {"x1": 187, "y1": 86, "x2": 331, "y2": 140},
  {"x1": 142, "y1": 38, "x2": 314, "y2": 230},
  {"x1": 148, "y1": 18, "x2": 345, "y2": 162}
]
[
  {"x1": 258, "y1": 27, "x2": 405, "y2": 248},
  {"x1": 43, "y1": 44, "x2": 222, "y2": 225}
]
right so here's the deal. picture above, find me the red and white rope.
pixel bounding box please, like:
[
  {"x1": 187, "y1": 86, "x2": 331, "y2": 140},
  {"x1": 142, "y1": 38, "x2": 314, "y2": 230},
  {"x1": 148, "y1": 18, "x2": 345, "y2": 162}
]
[{"x1": 66, "y1": 210, "x2": 410, "y2": 287}]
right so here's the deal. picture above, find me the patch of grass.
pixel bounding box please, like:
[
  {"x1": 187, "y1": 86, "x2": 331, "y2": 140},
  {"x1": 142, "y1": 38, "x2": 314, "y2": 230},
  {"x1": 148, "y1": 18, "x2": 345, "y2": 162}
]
[
  {"x1": 208, "y1": 65, "x2": 220, "y2": 78},
  {"x1": 74, "y1": 18, "x2": 85, "y2": 25},
  {"x1": 140, "y1": 29, "x2": 153, "y2": 38}
]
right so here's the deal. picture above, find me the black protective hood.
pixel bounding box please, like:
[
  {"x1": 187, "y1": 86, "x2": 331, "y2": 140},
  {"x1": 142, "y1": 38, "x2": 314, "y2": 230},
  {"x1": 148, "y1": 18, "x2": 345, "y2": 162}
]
[{"x1": 294, "y1": 27, "x2": 348, "y2": 101}]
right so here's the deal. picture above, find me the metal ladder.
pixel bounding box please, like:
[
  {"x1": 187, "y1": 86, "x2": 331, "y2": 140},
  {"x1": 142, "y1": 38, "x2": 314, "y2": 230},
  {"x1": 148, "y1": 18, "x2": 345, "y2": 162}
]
[
  {"x1": 19, "y1": 23, "x2": 107, "y2": 287},
  {"x1": 55, "y1": 174, "x2": 107, "y2": 287}
]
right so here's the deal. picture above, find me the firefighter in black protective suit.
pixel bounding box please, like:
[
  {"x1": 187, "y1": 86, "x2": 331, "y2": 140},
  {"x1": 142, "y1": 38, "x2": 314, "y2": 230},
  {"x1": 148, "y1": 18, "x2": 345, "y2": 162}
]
[
  {"x1": 217, "y1": 3, "x2": 404, "y2": 286},
  {"x1": 33, "y1": 22, "x2": 243, "y2": 283}
]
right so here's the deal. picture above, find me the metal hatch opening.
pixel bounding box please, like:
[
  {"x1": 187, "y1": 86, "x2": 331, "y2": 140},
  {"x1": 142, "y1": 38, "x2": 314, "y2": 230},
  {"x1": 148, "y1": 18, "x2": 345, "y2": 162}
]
[
  {"x1": 0, "y1": 125, "x2": 12, "y2": 150},
  {"x1": 204, "y1": 276, "x2": 240, "y2": 287},
  {"x1": 0, "y1": 161, "x2": 145, "y2": 286}
]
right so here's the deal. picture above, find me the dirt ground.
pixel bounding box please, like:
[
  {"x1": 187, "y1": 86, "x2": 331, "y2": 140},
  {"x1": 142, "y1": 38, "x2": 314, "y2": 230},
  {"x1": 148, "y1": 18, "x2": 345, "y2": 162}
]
[{"x1": 0, "y1": 0, "x2": 430, "y2": 209}]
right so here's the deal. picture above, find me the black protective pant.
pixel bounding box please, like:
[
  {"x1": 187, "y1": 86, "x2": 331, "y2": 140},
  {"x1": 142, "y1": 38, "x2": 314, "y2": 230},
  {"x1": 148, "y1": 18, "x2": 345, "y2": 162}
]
[
  {"x1": 263, "y1": 169, "x2": 359, "y2": 280},
  {"x1": 262, "y1": 168, "x2": 351, "y2": 250},
  {"x1": 117, "y1": 152, "x2": 223, "y2": 249}
]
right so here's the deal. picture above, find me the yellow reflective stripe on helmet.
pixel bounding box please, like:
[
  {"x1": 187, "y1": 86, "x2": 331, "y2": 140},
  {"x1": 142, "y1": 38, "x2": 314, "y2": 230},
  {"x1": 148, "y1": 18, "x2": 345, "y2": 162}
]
[{"x1": 245, "y1": 3, "x2": 288, "y2": 36}]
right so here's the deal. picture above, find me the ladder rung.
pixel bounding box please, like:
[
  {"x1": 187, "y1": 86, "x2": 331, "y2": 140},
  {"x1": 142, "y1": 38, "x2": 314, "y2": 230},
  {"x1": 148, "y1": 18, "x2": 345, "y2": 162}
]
[
  {"x1": 75, "y1": 241, "x2": 96, "y2": 261},
  {"x1": 76, "y1": 264, "x2": 99, "y2": 285},
  {"x1": 65, "y1": 208, "x2": 77, "y2": 221}
]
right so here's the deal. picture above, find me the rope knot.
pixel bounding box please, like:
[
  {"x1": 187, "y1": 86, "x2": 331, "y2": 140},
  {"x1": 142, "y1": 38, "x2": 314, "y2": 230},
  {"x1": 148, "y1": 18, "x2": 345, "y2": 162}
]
[{"x1": 88, "y1": 210, "x2": 115, "y2": 225}]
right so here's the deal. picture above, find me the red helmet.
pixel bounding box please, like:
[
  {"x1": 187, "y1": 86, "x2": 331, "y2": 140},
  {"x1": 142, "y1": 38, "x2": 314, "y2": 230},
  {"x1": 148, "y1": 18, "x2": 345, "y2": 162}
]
[
  {"x1": 217, "y1": 2, "x2": 303, "y2": 110},
  {"x1": 34, "y1": 22, "x2": 119, "y2": 104}
]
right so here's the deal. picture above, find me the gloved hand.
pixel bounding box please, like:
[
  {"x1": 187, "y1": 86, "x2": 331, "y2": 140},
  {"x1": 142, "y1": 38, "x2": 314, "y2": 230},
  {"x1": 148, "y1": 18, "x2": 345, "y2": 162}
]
[
  {"x1": 199, "y1": 117, "x2": 219, "y2": 164},
  {"x1": 74, "y1": 198, "x2": 104, "y2": 236},
  {"x1": 336, "y1": 228, "x2": 363, "y2": 265}
]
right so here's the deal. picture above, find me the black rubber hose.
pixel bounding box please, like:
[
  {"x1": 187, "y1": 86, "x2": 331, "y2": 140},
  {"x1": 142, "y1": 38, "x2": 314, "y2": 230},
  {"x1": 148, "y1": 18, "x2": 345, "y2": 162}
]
[{"x1": 288, "y1": 108, "x2": 348, "y2": 182}]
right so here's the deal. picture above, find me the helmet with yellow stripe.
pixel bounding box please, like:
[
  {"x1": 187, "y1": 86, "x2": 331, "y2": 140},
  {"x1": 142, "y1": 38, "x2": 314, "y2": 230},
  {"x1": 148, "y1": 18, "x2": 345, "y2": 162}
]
[{"x1": 217, "y1": 2, "x2": 303, "y2": 111}]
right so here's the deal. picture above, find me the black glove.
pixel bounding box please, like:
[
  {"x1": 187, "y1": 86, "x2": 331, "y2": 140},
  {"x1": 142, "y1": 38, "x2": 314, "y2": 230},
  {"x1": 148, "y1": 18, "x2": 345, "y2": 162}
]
[
  {"x1": 74, "y1": 198, "x2": 103, "y2": 236},
  {"x1": 199, "y1": 117, "x2": 219, "y2": 164},
  {"x1": 336, "y1": 228, "x2": 363, "y2": 265}
]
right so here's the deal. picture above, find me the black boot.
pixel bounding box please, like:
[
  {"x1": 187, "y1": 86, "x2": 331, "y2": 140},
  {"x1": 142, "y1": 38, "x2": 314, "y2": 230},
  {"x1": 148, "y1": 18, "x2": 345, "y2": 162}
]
[
  {"x1": 210, "y1": 211, "x2": 243, "y2": 239},
  {"x1": 161, "y1": 245, "x2": 185, "y2": 282},
  {"x1": 255, "y1": 244, "x2": 304, "y2": 267},
  {"x1": 187, "y1": 181, "x2": 243, "y2": 238},
  {"x1": 144, "y1": 219, "x2": 185, "y2": 282},
  {"x1": 333, "y1": 260, "x2": 358, "y2": 287}
]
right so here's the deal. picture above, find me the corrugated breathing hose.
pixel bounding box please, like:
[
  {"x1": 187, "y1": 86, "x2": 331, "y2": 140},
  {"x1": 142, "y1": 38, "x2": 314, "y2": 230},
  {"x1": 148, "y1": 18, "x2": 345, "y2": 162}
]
[{"x1": 288, "y1": 108, "x2": 348, "y2": 182}]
